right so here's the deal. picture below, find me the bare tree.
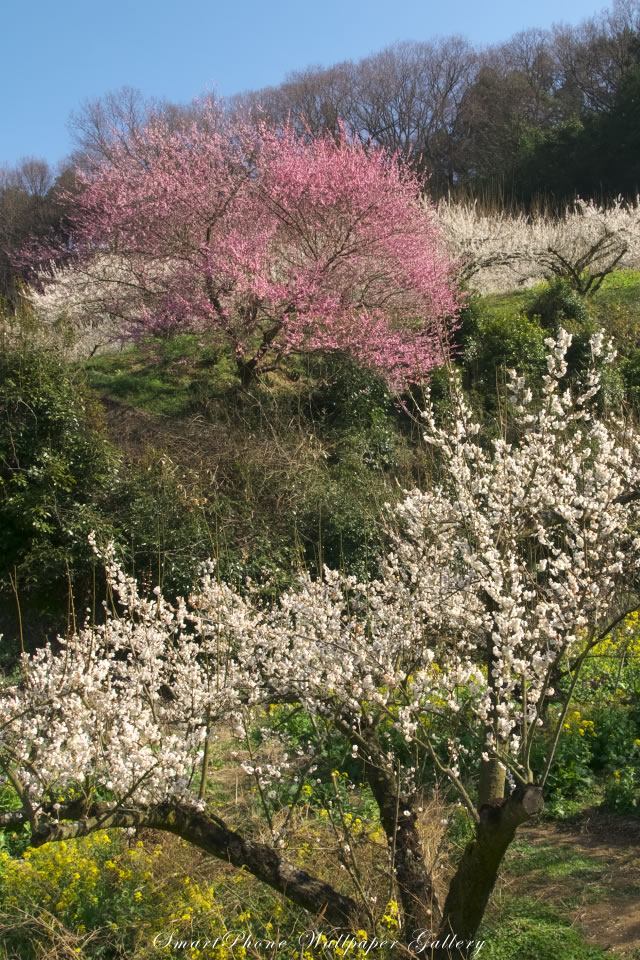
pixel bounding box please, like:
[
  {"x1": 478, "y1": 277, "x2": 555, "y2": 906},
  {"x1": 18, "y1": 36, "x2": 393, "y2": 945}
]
[
  {"x1": 0, "y1": 158, "x2": 70, "y2": 305},
  {"x1": 552, "y1": 0, "x2": 640, "y2": 112},
  {"x1": 231, "y1": 61, "x2": 357, "y2": 141},
  {"x1": 350, "y1": 37, "x2": 477, "y2": 190}
]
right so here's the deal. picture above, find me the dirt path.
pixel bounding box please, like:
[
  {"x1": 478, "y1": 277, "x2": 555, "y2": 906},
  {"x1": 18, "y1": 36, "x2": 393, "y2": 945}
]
[{"x1": 507, "y1": 813, "x2": 640, "y2": 956}]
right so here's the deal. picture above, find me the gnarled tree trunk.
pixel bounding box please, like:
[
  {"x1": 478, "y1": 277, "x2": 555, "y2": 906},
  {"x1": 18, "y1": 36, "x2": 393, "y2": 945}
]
[{"x1": 433, "y1": 785, "x2": 544, "y2": 959}]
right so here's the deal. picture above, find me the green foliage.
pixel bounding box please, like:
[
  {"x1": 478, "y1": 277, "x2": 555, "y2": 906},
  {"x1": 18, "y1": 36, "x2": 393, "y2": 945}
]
[
  {"x1": 533, "y1": 621, "x2": 640, "y2": 812},
  {"x1": 503, "y1": 64, "x2": 640, "y2": 206},
  {"x1": 460, "y1": 297, "x2": 547, "y2": 395},
  {"x1": 535, "y1": 709, "x2": 596, "y2": 800},
  {"x1": 589, "y1": 705, "x2": 640, "y2": 775},
  {"x1": 622, "y1": 349, "x2": 640, "y2": 410},
  {"x1": 603, "y1": 766, "x2": 640, "y2": 814},
  {"x1": 0, "y1": 787, "x2": 30, "y2": 858},
  {"x1": 0, "y1": 345, "x2": 118, "y2": 654},
  {"x1": 524, "y1": 279, "x2": 626, "y2": 406},
  {"x1": 528, "y1": 278, "x2": 591, "y2": 330},
  {"x1": 108, "y1": 452, "x2": 216, "y2": 598},
  {"x1": 306, "y1": 354, "x2": 395, "y2": 433},
  {"x1": 513, "y1": 118, "x2": 587, "y2": 206}
]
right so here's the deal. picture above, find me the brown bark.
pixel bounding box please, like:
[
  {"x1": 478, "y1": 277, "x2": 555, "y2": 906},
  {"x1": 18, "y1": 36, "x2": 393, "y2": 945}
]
[
  {"x1": 433, "y1": 784, "x2": 544, "y2": 958},
  {"x1": 363, "y1": 752, "x2": 441, "y2": 933},
  {"x1": 477, "y1": 758, "x2": 506, "y2": 807},
  {"x1": 25, "y1": 801, "x2": 362, "y2": 929}
]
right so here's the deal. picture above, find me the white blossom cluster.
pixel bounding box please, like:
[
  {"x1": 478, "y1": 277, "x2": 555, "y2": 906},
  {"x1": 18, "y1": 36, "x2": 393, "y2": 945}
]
[
  {"x1": 438, "y1": 196, "x2": 640, "y2": 293},
  {"x1": 2, "y1": 331, "x2": 640, "y2": 816},
  {"x1": 24, "y1": 255, "x2": 147, "y2": 358}
]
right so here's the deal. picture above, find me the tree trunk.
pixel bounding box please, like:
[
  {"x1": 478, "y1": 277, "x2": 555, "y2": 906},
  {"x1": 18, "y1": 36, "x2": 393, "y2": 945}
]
[
  {"x1": 477, "y1": 758, "x2": 506, "y2": 807},
  {"x1": 478, "y1": 616, "x2": 507, "y2": 807},
  {"x1": 432, "y1": 785, "x2": 544, "y2": 959},
  {"x1": 235, "y1": 322, "x2": 283, "y2": 387},
  {"x1": 363, "y1": 754, "x2": 441, "y2": 933},
  {"x1": 237, "y1": 357, "x2": 258, "y2": 387}
]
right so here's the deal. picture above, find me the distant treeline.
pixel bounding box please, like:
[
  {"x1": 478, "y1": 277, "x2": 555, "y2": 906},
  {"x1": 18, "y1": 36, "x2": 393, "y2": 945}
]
[
  {"x1": 1, "y1": 0, "x2": 639, "y2": 305},
  {"x1": 229, "y1": 0, "x2": 640, "y2": 205}
]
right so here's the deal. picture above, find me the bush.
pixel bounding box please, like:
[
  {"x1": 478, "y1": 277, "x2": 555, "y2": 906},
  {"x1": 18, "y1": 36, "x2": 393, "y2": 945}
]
[
  {"x1": 603, "y1": 767, "x2": 640, "y2": 814},
  {"x1": 526, "y1": 281, "x2": 625, "y2": 407},
  {"x1": 0, "y1": 346, "x2": 118, "y2": 656},
  {"x1": 528, "y1": 278, "x2": 592, "y2": 331},
  {"x1": 461, "y1": 304, "x2": 547, "y2": 395},
  {"x1": 535, "y1": 709, "x2": 596, "y2": 800},
  {"x1": 622, "y1": 348, "x2": 640, "y2": 409}
]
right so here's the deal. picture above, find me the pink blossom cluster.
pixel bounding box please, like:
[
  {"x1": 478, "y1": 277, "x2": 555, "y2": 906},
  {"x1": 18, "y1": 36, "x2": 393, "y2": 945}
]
[{"x1": 30, "y1": 103, "x2": 459, "y2": 388}]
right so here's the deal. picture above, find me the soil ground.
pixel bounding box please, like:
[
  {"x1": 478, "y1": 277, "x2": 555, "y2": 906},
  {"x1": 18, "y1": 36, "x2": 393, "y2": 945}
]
[{"x1": 498, "y1": 811, "x2": 640, "y2": 957}]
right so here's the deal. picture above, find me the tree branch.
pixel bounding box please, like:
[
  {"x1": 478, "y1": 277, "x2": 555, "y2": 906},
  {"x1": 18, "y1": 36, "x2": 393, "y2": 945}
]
[{"x1": 23, "y1": 800, "x2": 363, "y2": 929}]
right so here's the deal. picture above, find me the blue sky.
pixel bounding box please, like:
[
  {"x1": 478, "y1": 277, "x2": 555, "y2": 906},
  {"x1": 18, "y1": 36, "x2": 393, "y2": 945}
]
[{"x1": 2, "y1": 0, "x2": 609, "y2": 169}]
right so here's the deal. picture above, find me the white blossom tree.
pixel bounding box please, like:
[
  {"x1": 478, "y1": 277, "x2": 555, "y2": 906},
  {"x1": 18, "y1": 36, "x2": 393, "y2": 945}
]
[
  {"x1": 439, "y1": 195, "x2": 640, "y2": 294},
  {"x1": 2, "y1": 332, "x2": 640, "y2": 957}
]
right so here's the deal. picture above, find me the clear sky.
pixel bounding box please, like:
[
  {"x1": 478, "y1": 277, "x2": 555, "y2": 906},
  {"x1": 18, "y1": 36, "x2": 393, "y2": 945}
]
[{"x1": 2, "y1": 0, "x2": 609, "y2": 170}]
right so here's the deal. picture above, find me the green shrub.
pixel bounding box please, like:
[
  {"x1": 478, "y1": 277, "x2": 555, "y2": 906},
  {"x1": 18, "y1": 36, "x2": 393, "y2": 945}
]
[
  {"x1": 462, "y1": 308, "x2": 547, "y2": 394},
  {"x1": 530, "y1": 708, "x2": 596, "y2": 800},
  {"x1": 603, "y1": 766, "x2": 640, "y2": 814},
  {"x1": 589, "y1": 703, "x2": 640, "y2": 775},
  {"x1": 306, "y1": 354, "x2": 395, "y2": 430},
  {"x1": 622, "y1": 348, "x2": 640, "y2": 409},
  {"x1": 0, "y1": 346, "x2": 118, "y2": 656},
  {"x1": 528, "y1": 278, "x2": 592, "y2": 331}
]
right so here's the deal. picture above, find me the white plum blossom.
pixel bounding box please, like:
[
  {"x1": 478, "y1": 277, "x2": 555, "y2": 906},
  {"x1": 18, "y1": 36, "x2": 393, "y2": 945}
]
[
  {"x1": 438, "y1": 195, "x2": 640, "y2": 293},
  {"x1": 1, "y1": 331, "x2": 640, "y2": 824}
]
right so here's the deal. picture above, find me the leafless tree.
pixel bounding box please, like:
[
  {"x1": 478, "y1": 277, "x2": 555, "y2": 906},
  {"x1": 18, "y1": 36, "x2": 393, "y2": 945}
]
[
  {"x1": 552, "y1": 0, "x2": 640, "y2": 111},
  {"x1": 0, "y1": 158, "x2": 71, "y2": 305}
]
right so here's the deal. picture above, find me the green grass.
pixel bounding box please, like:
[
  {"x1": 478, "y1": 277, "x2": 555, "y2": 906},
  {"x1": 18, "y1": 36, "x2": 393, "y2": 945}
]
[
  {"x1": 479, "y1": 286, "x2": 542, "y2": 320},
  {"x1": 480, "y1": 270, "x2": 640, "y2": 347},
  {"x1": 594, "y1": 269, "x2": 640, "y2": 304},
  {"x1": 474, "y1": 834, "x2": 633, "y2": 957},
  {"x1": 479, "y1": 895, "x2": 612, "y2": 960},
  {"x1": 503, "y1": 840, "x2": 603, "y2": 879},
  {"x1": 85, "y1": 334, "x2": 238, "y2": 417}
]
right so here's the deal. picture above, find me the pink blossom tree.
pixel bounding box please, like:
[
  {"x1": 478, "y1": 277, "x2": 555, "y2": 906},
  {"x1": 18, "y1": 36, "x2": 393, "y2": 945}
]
[{"x1": 29, "y1": 102, "x2": 459, "y2": 389}]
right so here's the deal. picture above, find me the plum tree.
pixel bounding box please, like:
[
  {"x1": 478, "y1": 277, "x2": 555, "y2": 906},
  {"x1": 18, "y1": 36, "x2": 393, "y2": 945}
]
[
  {"x1": 3, "y1": 332, "x2": 640, "y2": 957},
  {"x1": 28, "y1": 101, "x2": 459, "y2": 390}
]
